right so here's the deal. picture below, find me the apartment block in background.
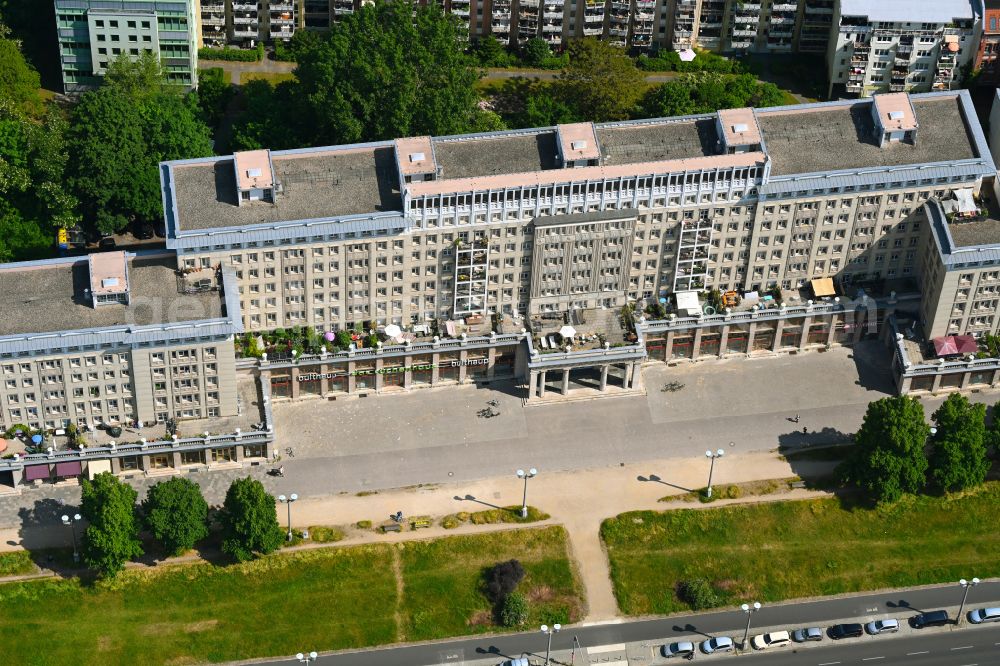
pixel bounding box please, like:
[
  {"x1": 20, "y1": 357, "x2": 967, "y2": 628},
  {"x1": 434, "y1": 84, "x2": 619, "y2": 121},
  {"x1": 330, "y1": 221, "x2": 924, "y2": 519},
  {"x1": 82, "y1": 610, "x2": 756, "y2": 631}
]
[
  {"x1": 671, "y1": 0, "x2": 831, "y2": 55},
  {"x1": 975, "y1": 0, "x2": 1000, "y2": 84},
  {"x1": 827, "y1": 0, "x2": 979, "y2": 98},
  {"x1": 54, "y1": 0, "x2": 198, "y2": 93}
]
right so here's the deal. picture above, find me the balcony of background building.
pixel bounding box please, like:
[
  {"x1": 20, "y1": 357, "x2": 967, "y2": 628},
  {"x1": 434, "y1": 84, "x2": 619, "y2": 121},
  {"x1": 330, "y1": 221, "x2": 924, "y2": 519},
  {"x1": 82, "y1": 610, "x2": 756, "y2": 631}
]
[
  {"x1": 233, "y1": 1, "x2": 258, "y2": 11},
  {"x1": 772, "y1": 2, "x2": 797, "y2": 11},
  {"x1": 270, "y1": 1, "x2": 294, "y2": 10}
]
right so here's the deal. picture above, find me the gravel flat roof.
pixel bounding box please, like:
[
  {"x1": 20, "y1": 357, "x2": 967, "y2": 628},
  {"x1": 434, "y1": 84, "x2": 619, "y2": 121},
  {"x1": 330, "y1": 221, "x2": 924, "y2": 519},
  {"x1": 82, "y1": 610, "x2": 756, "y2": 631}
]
[
  {"x1": 596, "y1": 119, "x2": 718, "y2": 165},
  {"x1": 172, "y1": 147, "x2": 401, "y2": 232},
  {"x1": 758, "y1": 96, "x2": 977, "y2": 177},
  {"x1": 433, "y1": 132, "x2": 559, "y2": 180},
  {"x1": 948, "y1": 218, "x2": 1000, "y2": 248},
  {"x1": 0, "y1": 256, "x2": 221, "y2": 336}
]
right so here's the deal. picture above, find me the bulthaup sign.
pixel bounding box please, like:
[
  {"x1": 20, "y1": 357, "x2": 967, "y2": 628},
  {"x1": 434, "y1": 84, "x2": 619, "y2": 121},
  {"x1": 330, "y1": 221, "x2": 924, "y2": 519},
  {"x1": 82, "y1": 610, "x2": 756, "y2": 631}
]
[{"x1": 298, "y1": 357, "x2": 488, "y2": 380}]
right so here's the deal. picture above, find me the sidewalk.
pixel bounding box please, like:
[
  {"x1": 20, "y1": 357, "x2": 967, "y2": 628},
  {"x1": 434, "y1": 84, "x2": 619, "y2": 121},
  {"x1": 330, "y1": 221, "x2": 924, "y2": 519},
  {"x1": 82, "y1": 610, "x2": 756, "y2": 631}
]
[{"x1": 0, "y1": 450, "x2": 834, "y2": 622}]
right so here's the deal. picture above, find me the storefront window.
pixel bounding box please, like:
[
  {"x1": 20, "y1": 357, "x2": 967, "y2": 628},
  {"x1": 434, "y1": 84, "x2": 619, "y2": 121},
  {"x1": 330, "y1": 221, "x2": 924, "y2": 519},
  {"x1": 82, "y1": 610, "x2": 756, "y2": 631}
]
[
  {"x1": 149, "y1": 454, "x2": 170, "y2": 470},
  {"x1": 493, "y1": 349, "x2": 516, "y2": 378},
  {"x1": 699, "y1": 334, "x2": 721, "y2": 357},
  {"x1": 120, "y1": 455, "x2": 140, "y2": 471},
  {"x1": 671, "y1": 336, "x2": 693, "y2": 359},
  {"x1": 299, "y1": 375, "x2": 322, "y2": 397},
  {"x1": 411, "y1": 357, "x2": 433, "y2": 385},
  {"x1": 211, "y1": 447, "x2": 236, "y2": 463},
  {"x1": 271, "y1": 373, "x2": 292, "y2": 399},
  {"x1": 180, "y1": 450, "x2": 203, "y2": 465},
  {"x1": 354, "y1": 363, "x2": 375, "y2": 390},
  {"x1": 243, "y1": 444, "x2": 266, "y2": 458},
  {"x1": 438, "y1": 355, "x2": 459, "y2": 381},
  {"x1": 726, "y1": 325, "x2": 749, "y2": 353},
  {"x1": 808, "y1": 323, "x2": 830, "y2": 344},
  {"x1": 382, "y1": 362, "x2": 405, "y2": 387},
  {"x1": 467, "y1": 354, "x2": 489, "y2": 379},
  {"x1": 752, "y1": 327, "x2": 775, "y2": 351},
  {"x1": 780, "y1": 325, "x2": 802, "y2": 349}
]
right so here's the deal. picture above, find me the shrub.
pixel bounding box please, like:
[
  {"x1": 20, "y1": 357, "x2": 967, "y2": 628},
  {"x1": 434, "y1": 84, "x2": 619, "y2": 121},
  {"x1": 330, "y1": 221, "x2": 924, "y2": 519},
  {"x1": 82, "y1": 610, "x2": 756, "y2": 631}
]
[
  {"x1": 676, "y1": 579, "x2": 721, "y2": 610},
  {"x1": 486, "y1": 559, "x2": 525, "y2": 603},
  {"x1": 356, "y1": 520, "x2": 372, "y2": 529},
  {"x1": 308, "y1": 526, "x2": 345, "y2": 543},
  {"x1": 198, "y1": 44, "x2": 263, "y2": 62},
  {"x1": 441, "y1": 515, "x2": 462, "y2": 529},
  {"x1": 500, "y1": 591, "x2": 529, "y2": 627},
  {"x1": 724, "y1": 484, "x2": 743, "y2": 499}
]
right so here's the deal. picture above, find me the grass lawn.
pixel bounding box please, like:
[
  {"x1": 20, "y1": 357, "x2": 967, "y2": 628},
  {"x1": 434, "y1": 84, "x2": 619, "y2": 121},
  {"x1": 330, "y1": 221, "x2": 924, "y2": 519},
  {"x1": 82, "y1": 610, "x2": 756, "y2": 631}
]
[
  {"x1": 0, "y1": 526, "x2": 581, "y2": 665},
  {"x1": 602, "y1": 482, "x2": 1000, "y2": 616},
  {"x1": 242, "y1": 71, "x2": 295, "y2": 85}
]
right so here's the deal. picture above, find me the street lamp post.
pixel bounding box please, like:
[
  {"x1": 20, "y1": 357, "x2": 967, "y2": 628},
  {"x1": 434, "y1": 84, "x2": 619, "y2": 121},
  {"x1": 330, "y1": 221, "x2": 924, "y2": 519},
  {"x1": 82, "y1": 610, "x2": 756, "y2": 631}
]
[
  {"x1": 705, "y1": 449, "x2": 725, "y2": 498},
  {"x1": 516, "y1": 468, "x2": 537, "y2": 519},
  {"x1": 278, "y1": 493, "x2": 298, "y2": 541},
  {"x1": 740, "y1": 601, "x2": 761, "y2": 649},
  {"x1": 61, "y1": 513, "x2": 82, "y2": 563},
  {"x1": 295, "y1": 651, "x2": 318, "y2": 663},
  {"x1": 957, "y1": 577, "x2": 980, "y2": 625},
  {"x1": 540, "y1": 623, "x2": 561, "y2": 665}
]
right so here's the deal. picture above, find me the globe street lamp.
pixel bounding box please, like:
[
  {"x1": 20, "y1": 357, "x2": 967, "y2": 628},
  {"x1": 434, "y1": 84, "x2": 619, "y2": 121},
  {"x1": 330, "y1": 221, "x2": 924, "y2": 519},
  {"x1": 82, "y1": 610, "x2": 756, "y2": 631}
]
[
  {"x1": 278, "y1": 493, "x2": 298, "y2": 541},
  {"x1": 740, "y1": 601, "x2": 761, "y2": 649},
  {"x1": 705, "y1": 449, "x2": 725, "y2": 498},
  {"x1": 61, "y1": 513, "x2": 82, "y2": 563},
  {"x1": 957, "y1": 577, "x2": 980, "y2": 625},
  {"x1": 540, "y1": 623, "x2": 561, "y2": 665},
  {"x1": 295, "y1": 651, "x2": 318, "y2": 663},
  {"x1": 516, "y1": 468, "x2": 537, "y2": 519}
]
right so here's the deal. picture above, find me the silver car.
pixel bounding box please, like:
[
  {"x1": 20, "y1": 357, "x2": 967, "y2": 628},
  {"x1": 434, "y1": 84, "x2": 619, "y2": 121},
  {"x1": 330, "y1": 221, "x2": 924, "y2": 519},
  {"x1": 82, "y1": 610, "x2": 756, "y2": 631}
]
[
  {"x1": 700, "y1": 636, "x2": 734, "y2": 654},
  {"x1": 865, "y1": 619, "x2": 899, "y2": 635},
  {"x1": 660, "y1": 641, "x2": 696, "y2": 658},
  {"x1": 968, "y1": 607, "x2": 1000, "y2": 624},
  {"x1": 792, "y1": 627, "x2": 824, "y2": 642}
]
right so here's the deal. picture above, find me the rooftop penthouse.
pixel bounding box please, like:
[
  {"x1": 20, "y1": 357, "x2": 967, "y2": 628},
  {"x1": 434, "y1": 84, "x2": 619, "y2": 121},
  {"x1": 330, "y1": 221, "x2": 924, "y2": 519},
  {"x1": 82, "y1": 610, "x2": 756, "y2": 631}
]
[{"x1": 161, "y1": 91, "x2": 991, "y2": 244}]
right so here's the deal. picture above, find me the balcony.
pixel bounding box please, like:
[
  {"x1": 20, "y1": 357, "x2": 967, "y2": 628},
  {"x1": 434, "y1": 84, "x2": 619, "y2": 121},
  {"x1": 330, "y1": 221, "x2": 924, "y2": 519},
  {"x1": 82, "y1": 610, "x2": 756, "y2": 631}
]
[
  {"x1": 233, "y1": 2, "x2": 258, "y2": 10},
  {"x1": 734, "y1": 14, "x2": 759, "y2": 24},
  {"x1": 772, "y1": 2, "x2": 797, "y2": 10},
  {"x1": 582, "y1": 26, "x2": 602, "y2": 35},
  {"x1": 270, "y1": 2, "x2": 294, "y2": 10}
]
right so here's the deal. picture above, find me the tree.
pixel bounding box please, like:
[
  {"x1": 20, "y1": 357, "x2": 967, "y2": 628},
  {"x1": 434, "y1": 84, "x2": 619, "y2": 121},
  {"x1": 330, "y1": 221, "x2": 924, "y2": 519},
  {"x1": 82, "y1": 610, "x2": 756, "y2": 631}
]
[
  {"x1": 0, "y1": 24, "x2": 41, "y2": 114},
  {"x1": 219, "y1": 477, "x2": 284, "y2": 562},
  {"x1": 499, "y1": 591, "x2": 528, "y2": 626},
  {"x1": 67, "y1": 69, "x2": 212, "y2": 235},
  {"x1": 521, "y1": 37, "x2": 551, "y2": 68},
  {"x1": 193, "y1": 67, "x2": 235, "y2": 128},
  {"x1": 334, "y1": 329, "x2": 353, "y2": 350},
  {"x1": 929, "y1": 393, "x2": 989, "y2": 492},
  {"x1": 557, "y1": 38, "x2": 643, "y2": 122},
  {"x1": 840, "y1": 396, "x2": 930, "y2": 503},
  {"x1": 291, "y1": 0, "x2": 481, "y2": 146},
  {"x1": 231, "y1": 79, "x2": 302, "y2": 151},
  {"x1": 80, "y1": 472, "x2": 143, "y2": 577},
  {"x1": 141, "y1": 477, "x2": 210, "y2": 556},
  {"x1": 474, "y1": 35, "x2": 510, "y2": 68},
  {"x1": 641, "y1": 81, "x2": 697, "y2": 118},
  {"x1": 486, "y1": 559, "x2": 525, "y2": 602},
  {"x1": 104, "y1": 51, "x2": 163, "y2": 99}
]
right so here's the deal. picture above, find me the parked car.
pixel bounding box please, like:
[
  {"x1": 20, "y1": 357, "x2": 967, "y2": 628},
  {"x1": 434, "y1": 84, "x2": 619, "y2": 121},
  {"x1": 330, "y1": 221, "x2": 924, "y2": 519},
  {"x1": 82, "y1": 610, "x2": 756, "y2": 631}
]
[
  {"x1": 751, "y1": 630, "x2": 791, "y2": 650},
  {"x1": 792, "y1": 627, "x2": 824, "y2": 643},
  {"x1": 700, "y1": 636, "x2": 734, "y2": 654},
  {"x1": 968, "y1": 607, "x2": 1000, "y2": 624},
  {"x1": 133, "y1": 222, "x2": 156, "y2": 240},
  {"x1": 98, "y1": 236, "x2": 117, "y2": 250},
  {"x1": 501, "y1": 659, "x2": 529, "y2": 666},
  {"x1": 660, "y1": 641, "x2": 696, "y2": 658},
  {"x1": 865, "y1": 619, "x2": 899, "y2": 635},
  {"x1": 910, "y1": 610, "x2": 950, "y2": 628},
  {"x1": 828, "y1": 623, "x2": 864, "y2": 640}
]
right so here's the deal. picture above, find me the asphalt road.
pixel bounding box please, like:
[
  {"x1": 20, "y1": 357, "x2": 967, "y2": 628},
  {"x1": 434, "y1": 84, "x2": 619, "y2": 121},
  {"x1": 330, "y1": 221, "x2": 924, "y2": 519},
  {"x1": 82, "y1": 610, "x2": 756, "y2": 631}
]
[
  {"x1": 741, "y1": 624, "x2": 1000, "y2": 665},
  {"x1": 266, "y1": 582, "x2": 1000, "y2": 665}
]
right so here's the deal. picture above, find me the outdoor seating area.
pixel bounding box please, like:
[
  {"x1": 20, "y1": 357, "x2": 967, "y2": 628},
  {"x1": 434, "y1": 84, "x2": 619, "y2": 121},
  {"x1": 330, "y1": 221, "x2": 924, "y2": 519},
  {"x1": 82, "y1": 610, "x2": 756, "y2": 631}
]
[{"x1": 531, "y1": 307, "x2": 626, "y2": 353}]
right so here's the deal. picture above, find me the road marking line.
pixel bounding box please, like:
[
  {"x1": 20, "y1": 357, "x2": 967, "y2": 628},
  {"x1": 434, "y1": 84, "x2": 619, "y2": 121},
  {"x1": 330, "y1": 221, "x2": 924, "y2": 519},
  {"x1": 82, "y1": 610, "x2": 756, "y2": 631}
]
[
  {"x1": 951, "y1": 646, "x2": 974, "y2": 650},
  {"x1": 906, "y1": 651, "x2": 929, "y2": 655},
  {"x1": 817, "y1": 662, "x2": 841, "y2": 665},
  {"x1": 862, "y1": 658, "x2": 884, "y2": 662}
]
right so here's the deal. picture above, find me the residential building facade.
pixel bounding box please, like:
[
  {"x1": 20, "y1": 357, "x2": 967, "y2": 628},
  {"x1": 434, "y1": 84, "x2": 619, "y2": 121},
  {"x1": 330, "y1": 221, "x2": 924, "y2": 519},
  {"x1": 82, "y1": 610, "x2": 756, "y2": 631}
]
[
  {"x1": 826, "y1": 0, "x2": 979, "y2": 98},
  {"x1": 55, "y1": 0, "x2": 198, "y2": 93},
  {"x1": 974, "y1": 0, "x2": 1000, "y2": 84}
]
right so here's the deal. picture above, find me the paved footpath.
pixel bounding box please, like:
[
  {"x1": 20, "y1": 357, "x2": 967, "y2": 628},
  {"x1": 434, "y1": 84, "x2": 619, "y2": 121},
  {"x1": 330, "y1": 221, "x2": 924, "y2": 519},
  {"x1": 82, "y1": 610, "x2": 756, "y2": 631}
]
[{"x1": 0, "y1": 450, "x2": 832, "y2": 622}]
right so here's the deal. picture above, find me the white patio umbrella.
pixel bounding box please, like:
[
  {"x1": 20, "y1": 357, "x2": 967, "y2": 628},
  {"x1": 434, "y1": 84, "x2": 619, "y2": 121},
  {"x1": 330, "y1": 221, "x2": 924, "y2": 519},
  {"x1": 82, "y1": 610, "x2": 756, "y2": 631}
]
[
  {"x1": 559, "y1": 325, "x2": 577, "y2": 339},
  {"x1": 383, "y1": 324, "x2": 402, "y2": 338},
  {"x1": 679, "y1": 48, "x2": 697, "y2": 62}
]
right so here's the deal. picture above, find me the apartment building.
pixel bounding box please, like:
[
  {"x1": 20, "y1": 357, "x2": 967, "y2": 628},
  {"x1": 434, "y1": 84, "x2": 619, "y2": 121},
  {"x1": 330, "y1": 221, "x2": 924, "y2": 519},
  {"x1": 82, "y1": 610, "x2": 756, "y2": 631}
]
[
  {"x1": 669, "y1": 0, "x2": 832, "y2": 54},
  {"x1": 975, "y1": 0, "x2": 1000, "y2": 84},
  {"x1": 0, "y1": 252, "x2": 242, "y2": 433},
  {"x1": 159, "y1": 89, "x2": 994, "y2": 342},
  {"x1": 54, "y1": 0, "x2": 198, "y2": 93},
  {"x1": 827, "y1": 0, "x2": 979, "y2": 98},
  {"x1": 197, "y1": 0, "x2": 297, "y2": 47}
]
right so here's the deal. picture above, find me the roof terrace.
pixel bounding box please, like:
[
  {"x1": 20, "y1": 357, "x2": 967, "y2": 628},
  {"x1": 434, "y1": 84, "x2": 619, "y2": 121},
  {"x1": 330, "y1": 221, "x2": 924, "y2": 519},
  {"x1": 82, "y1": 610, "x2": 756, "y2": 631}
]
[
  {"x1": 432, "y1": 131, "x2": 559, "y2": 180},
  {"x1": 596, "y1": 117, "x2": 717, "y2": 165}
]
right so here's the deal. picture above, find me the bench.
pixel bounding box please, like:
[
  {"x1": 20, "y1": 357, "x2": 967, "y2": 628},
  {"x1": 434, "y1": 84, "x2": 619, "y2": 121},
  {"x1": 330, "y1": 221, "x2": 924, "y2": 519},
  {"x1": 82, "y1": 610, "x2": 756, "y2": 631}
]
[
  {"x1": 381, "y1": 522, "x2": 402, "y2": 533},
  {"x1": 411, "y1": 519, "x2": 432, "y2": 530}
]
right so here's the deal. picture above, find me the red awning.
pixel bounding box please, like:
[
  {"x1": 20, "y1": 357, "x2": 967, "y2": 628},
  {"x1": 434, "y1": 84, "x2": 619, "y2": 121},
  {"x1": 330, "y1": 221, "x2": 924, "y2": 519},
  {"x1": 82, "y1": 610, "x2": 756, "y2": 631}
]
[
  {"x1": 23, "y1": 465, "x2": 50, "y2": 481},
  {"x1": 932, "y1": 334, "x2": 978, "y2": 357},
  {"x1": 55, "y1": 461, "x2": 83, "y2": 477}
]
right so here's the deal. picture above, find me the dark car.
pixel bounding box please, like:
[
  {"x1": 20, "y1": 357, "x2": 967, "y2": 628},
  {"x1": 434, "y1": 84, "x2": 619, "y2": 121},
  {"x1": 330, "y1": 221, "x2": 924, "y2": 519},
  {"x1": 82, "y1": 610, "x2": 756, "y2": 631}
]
[
  {"x1": 828, "y1": 623, "x2": 864, "y2": 640},
  {"x1": 98, "y1": 236, "x2": 117, "y2": 250},
  {"x1": 133, "y1": 222, "x2": 155, "y2": 240},
  {"x1": 910, "y1": 610, "x2": 950, "y2": 629}
]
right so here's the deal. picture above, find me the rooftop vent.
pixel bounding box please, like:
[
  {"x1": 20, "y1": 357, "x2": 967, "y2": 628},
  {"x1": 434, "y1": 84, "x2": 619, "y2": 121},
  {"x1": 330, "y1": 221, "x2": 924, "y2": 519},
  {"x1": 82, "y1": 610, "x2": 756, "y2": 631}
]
[
  {"x1": 101, "y1": 277, "x2": 119, "y2": 288},
  {"x1": 732, "y1": 123, "x2": 749, "y2": 133},
  {"x1": 246, "y1": 167, "x2": 262, "y2": 178},
  {"x1": 888, "y1": 111, "x2": 904, "y2": 120},
  {"x1": 409, "y1": 152, "x2": 425, "y2": 162},
  {"x1": 571, "y1": 140, "x2": 588, "y2": 150}
]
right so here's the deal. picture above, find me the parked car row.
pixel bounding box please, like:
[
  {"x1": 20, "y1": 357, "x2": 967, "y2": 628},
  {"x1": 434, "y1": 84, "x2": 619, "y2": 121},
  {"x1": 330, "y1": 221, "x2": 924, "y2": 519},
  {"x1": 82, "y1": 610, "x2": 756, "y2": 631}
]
[{"x1": 658, "y1": 607, "x2": 999, "y2": 659}]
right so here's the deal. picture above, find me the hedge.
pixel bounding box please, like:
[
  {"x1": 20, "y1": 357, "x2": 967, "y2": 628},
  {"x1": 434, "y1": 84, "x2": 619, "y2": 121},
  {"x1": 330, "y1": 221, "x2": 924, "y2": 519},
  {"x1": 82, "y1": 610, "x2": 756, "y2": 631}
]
[{"x1": 198, "y1": 44, "x2": 264, "y2": 62}]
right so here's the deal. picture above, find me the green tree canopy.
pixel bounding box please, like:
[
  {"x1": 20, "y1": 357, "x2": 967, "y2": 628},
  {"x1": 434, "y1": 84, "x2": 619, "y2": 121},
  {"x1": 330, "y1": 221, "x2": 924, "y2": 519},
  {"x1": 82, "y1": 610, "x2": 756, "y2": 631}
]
[
  {"x1": 640, "y1": 73, "x2": 786, "y2": 120},
  {"x1": 291, "y1": 0, "x2": 481, "y2": 146},
  {"x1": 474, "y1": 35, "x2": 511, "y2": 67},
  {"x1": 67, "y1": 58, "x2": 212, "y2": 235},
  {"x1": 0, "y1": 23, "x2": 41, "y2": 114},
  {"x1": 521, "y1": 37, "x2": 551, "y2": 68},
  {"x1": 230, "y1": 79, "x2": 301, "y2": 151},
  {"x1": 80, "y1": 472, "x2": 143, "y2": 577},
  {"x1": 194, "y1": 66, "x2": 235, "y2": 128},
  {"x1": 104, "y1": 51, "x2": 163, "y2": 99},
  {"x1": 841, "y1": 396, "x2": 930, "y2": 503},
  {"x1": 220, "y1": 477, "x2": 284, "y2": 562},
  {"x1": 141, "y1": 477, "x2": 210, "y2": 556},
  {"x1": 557, "y1": 38, "x2": 644, "y2": 122},
  {"x1": 929, "y1": 393, "x2": 989, "y2": 492}
]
